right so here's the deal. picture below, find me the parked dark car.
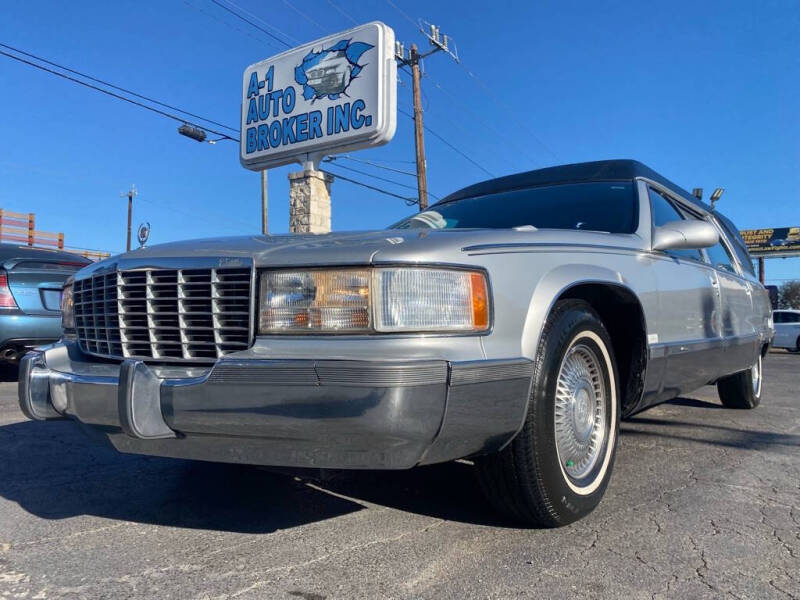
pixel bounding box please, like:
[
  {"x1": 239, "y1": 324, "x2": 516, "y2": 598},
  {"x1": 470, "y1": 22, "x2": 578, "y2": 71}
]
[{"x1": 0, "y1": 244, "x2": 90, "y2": 362}]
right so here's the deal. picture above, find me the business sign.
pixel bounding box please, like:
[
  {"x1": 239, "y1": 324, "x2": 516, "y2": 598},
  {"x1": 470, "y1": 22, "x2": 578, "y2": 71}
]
[
  {"x1": 240, "y1": 21, "x2": 397, "y2": 171},
  {"x1": 740, "y1": 227, "x2": 800, "y2": 257}
]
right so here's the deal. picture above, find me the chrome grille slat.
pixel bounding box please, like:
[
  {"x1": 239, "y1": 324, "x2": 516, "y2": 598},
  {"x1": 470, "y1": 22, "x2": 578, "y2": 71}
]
[
  {"x1": 75, "y1": 266, "x2": 253, "y2": 362},
  {"x1": 74, "y1": 272, "x2": 121, "y2": 357}
]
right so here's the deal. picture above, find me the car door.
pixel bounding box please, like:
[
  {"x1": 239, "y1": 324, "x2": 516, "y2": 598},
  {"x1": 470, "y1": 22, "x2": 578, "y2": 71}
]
[
  {"x1": 772, "y1": 311, "x2": 788, "y2": 346},
  {"x1": 775, "y1": 311, "x2": 800, "y2": 350},
  {"x1": 787, "y1": 313, "x2": 800, "y2": 351},
  {"x1": 702, "y1": 227, "x2": 760, "y2": 375},
  {"x1": 645, "y1": 186, "x2": 722, "y2": 402}
]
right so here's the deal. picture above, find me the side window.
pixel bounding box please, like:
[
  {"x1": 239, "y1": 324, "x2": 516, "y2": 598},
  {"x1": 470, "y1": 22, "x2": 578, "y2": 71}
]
[
  {"x1": 648, "y1": 188, "x2": 703, "y2": 261},
  {"x1": 774, "y1": 312, "x2": 785, "y2": 324},
  {"x1": 789, "y1": 313, "x2": 800, "y2": 324},
  {"x1": 704, "y1": 235, "x2": 738, "y2": 274},
  {"x1": 714, "y1": 214, "x2": 756, "y2": 277}
]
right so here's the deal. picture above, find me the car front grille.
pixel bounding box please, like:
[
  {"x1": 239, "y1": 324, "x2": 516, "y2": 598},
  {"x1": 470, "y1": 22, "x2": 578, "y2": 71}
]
[{"x1": 73, "y1": 267, "x2": 253, "y2": 361}]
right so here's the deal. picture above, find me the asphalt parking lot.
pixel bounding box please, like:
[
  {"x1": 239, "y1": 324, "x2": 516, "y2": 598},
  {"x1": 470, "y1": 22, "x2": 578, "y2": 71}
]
[{"x1": 0, "y1": 354, "x2": 798, "y2": 600}]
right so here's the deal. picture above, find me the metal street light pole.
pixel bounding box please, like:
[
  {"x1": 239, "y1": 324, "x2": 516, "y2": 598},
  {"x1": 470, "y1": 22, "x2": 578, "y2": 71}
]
[{"x1": 261, "y1": 170, "x2": 268, "y2": 234}]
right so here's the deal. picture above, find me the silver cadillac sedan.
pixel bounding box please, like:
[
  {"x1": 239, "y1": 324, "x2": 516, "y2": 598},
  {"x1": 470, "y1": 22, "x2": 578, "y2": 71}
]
[{"x1": 19, "y1": 159, "x2": 772, "y2": 527}]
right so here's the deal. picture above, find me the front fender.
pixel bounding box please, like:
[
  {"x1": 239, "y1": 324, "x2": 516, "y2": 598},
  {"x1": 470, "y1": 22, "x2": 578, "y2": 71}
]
[{"x1": 520, "y1": 264, "x2": 630, "y2": 358}]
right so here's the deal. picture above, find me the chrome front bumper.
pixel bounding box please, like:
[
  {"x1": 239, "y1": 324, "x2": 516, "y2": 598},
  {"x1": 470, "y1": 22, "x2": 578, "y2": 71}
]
[{"x1": 19, "y1": 342, "x2": 533, "y2": 469}]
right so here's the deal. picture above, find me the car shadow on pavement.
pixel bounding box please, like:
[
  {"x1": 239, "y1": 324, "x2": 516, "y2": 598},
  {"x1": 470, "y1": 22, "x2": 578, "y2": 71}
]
[
  {"x1": 309, "y1": 462, "x2": 509, "y2": 527},
  {"x1": 0, "y1": 419, "x2": 364, "y2": 533},
  {"x1": 0, "y1": 363, "x2": 19, "y2": 382},
  {"x1": 0, "y1": 418, "x2": 506, "y2": 532},
  {"x1": 665, "y1": 397, "x2": 724, "y2": 409},
  {"x1": 622, "y1": 414, "x2": 800, "y2": 450}
]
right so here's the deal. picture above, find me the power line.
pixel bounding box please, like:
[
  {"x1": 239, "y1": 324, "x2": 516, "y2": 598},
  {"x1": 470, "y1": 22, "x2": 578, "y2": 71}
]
[
  {"x1": 184, "y1": 0, "x2": 285, "y2": 51},
  {"x1": 385, "y1": 0, "x2": 418, "y2": 28},
  {"x1": 339, "y1": 155, "x2": 417, "y2": 177},
  {"x1": 138, "y1": 194, "x2": 252, "y2": 233},
  {"x1": 326, "y1": 0, "x2": 358, "y2": 24},
  {"x1": 208, "y1": 0, "x2": 292, "y2": 48},
  {"x1": 384, "y1": 0, "x2": 558, "y2": 164},
  {"x1": 344, "y1": 154, "x2": 416, "y2": 165},
  {"x1": 282, "y1": 0, "x2": 327, "y2": 32},
  {"x1": 455, "y1": 60, "x2": 559, "y2": 162},
  {"x1": 0, "y1": 47, "x2": 239, "y2": 141},
  {"x1": 422, "y1": 72, "x2": 537, "y2": 168},
  {"x1": 217, "y1": 0, "x2": 301, "y2": 44},
  {"x1": 324, "y1": 158, "x2": 441, "y2": 200},
  {"x1": 0, "y1": 41, "x2": 239, "y2": 134},
  {"x1": 398, "y1": 108, "x2": 494, "y2": 178},
  {"x1": 322, "y1": 168, "x2": 418, "y2": 205}
]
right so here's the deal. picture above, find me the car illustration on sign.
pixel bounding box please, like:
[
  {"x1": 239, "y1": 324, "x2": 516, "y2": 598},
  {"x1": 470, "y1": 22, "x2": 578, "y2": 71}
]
[
  {"x1": 305, "y1": 51, "x2": 352, "y2": 96},
  {"x1": 18, "y1": 160, "x2": 772, "y2": 527}
]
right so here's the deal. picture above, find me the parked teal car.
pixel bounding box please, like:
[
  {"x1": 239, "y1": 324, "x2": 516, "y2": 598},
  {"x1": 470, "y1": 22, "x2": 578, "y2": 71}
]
[{"x1": 0, "y1": 244, "x2": 90, "y2": 362}]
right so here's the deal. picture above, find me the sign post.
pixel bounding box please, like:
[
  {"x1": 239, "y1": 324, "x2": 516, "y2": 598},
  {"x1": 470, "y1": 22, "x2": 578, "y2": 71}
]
[{"x1": 240, "y1": 22, "x2": 396, "y2": 233}]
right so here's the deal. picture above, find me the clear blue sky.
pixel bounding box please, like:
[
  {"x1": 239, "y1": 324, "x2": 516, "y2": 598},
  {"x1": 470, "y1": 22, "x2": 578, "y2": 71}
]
[{"x1": 1, "y1": 1, "x2": 798, "y2": 282}]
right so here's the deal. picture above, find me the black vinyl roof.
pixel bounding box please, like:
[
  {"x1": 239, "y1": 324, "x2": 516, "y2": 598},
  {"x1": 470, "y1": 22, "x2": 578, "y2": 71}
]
[{"x1": 437, "y1": 159, "x2": 712, "y2": 212}]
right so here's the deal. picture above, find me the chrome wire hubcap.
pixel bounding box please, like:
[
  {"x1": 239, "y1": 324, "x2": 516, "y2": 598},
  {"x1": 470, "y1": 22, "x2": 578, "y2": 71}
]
[
  {"x1": 555, "y1": 343, "x2": 607, "y2": 480},
  {"x1": 752, "y1": 355, "x2": 762, "y2": 397}
]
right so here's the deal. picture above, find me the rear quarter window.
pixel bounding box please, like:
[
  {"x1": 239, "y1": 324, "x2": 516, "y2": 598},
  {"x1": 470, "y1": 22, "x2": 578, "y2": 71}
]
[{"x1": 714, "y1": 214, "x2": 755, "y2": 276}]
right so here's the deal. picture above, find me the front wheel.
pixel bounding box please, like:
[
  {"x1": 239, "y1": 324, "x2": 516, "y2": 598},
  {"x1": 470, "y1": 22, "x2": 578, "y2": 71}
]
[
  {"x1": 717, "y1": 354, "x2": 762, "y2": 409},
  {"x1": 475, "y1": 299, "x2": 620, "y2": 527}
]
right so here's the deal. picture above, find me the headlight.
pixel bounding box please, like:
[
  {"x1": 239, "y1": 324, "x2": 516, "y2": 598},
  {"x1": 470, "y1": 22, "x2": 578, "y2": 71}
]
[
  {"x1": 258, "y1": 267, "x2": 489, "y2": 334},
  {"x1": 374, "y1": 268, "x2": 488, "y2": 332},
  {"x1": 260, "y1": 269, "x2": 371, "y2": 333},
  {"x1": 61, "y1": 284, "x2": 74, "y2": 330}
]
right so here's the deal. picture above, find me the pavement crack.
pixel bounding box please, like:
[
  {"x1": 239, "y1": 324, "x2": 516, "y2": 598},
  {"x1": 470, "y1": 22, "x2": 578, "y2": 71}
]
[
  {"x1": 218, "y1": 518, "x2": 448, "y2": 599},
  {"x1": 687, "y1": 535, "x2": 716, "y2": 593}
]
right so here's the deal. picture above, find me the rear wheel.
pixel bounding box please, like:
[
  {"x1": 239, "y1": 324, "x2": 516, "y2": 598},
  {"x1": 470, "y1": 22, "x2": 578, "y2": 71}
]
[
  {"x1": 717, "y1": 354, "x2": 762, "y2": 409},
  {"x1": 475, "y1": 299, "x2": 620, "y2": 527}
]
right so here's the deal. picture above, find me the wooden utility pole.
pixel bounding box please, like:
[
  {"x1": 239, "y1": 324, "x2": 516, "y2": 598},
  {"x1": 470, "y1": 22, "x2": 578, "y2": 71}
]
[
  {"x1": 396, "y1": 23, "x2": 458, "y2": 212},
  {"x1": 121, "y1": 185, "x2": 137, "y2": 252},
  {"x1": 409, "y1": 44, "x2": 428, "y2": 211}
]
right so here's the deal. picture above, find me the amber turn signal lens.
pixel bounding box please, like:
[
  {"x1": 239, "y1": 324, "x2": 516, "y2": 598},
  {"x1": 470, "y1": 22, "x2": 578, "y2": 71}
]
[{"x1": 470, "y1": 272, "x2": 489, "y2": 330}]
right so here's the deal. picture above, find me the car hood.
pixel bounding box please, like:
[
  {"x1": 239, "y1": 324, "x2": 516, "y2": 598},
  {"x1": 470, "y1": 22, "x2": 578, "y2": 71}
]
[{"x1": 78, "y1": 228, "x2": 644, "y2": 275}]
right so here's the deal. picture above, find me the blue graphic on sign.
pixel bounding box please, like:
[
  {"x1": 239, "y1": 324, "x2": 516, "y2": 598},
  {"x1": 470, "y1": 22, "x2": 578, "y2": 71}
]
[{"x1": 294, "y1": 39, "x2": 374, "y2": 101}]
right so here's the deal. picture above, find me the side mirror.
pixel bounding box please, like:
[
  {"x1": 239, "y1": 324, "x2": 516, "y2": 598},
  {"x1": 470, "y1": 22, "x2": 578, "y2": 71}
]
[{"x1": 652, "y1": 220, "x2": 719, "y2": 251}]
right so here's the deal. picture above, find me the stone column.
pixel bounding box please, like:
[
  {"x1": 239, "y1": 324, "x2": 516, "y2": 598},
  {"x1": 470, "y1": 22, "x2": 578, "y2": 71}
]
[{"x1": 288, "y1": 169, "x2": 333, "y2": 233}]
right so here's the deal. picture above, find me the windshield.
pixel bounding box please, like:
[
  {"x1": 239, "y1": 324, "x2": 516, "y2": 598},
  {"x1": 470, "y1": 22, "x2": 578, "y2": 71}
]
[{"x1": 391, "y1": 181, "x2": 638, "y2": 233}]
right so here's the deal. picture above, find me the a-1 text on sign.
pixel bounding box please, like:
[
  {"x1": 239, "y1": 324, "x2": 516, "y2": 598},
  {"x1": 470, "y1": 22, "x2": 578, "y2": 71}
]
[{"x1": 240, "y1": 21, "x2": 397, "y2": 171}]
